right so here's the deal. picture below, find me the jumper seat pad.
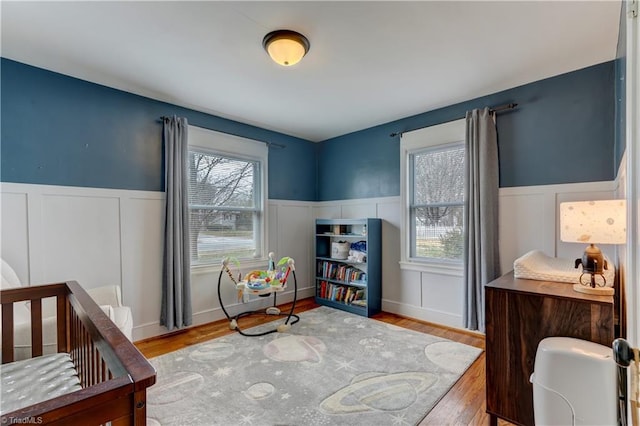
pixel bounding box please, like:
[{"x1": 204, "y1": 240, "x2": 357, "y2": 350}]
[{"x1": 1, "y1": 353, "x2": 81, "y2": 414}]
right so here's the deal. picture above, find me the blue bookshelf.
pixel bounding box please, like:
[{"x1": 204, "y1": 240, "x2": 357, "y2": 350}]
[{"x1": 314, "y1": 218, "x2": 381, "y2": 317}]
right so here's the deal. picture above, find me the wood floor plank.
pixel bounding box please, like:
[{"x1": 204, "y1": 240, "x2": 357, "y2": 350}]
[{"x1": 135, "y1": 298, "x2": 510, "y2": 425}]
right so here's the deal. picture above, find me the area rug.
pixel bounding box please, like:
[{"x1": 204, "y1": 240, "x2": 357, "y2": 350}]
[{"x1": 146, "y1": 306, "x2": 482, "y2": 426}]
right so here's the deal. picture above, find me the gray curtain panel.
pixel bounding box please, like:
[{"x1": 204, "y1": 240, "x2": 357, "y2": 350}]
[
  {"x1": 160, "y1": 116, "x2": 193, "y2": 331},
  {"x1": 463, "y1": 108, "x2": 501, "y2": 332}
]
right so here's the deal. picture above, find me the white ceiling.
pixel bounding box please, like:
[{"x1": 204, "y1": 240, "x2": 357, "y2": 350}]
[{"x1": 1, "y1": 1, "x2": 621, "y2": 142}]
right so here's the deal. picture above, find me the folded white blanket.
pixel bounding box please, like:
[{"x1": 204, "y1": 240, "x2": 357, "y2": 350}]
[
  {"x1": 513, "y1": 250, "x2": 615, "y2": 286},
  {"x1": 1, "y1": 352, "x2": 81, "y2": 414}
]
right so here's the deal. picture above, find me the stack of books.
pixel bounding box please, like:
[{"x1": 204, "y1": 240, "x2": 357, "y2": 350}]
[
  {"x1": 318, "y1": 281, "x2": 366, "y2": 306},
  {"x1": 318, "y1": 261, "x2": 366, "y2": 284}
]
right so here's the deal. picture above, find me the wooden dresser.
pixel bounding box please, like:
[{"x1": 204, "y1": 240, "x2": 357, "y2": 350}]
[{"x1": 485, "y1": 271, "x2": 615, "y2": 426}]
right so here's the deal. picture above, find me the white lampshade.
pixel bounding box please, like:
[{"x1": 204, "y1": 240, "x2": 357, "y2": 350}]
[
  {"x1": 560, "y1": 200, "x2": 627, "y2": 244},
  {"x1": 263, "y1": 30, "x2": 310, "y2": 67}
]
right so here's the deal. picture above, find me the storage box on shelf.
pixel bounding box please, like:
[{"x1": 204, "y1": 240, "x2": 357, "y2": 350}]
[{"x1": 314, "y1": 218, "x2": 381, "y2": 317}]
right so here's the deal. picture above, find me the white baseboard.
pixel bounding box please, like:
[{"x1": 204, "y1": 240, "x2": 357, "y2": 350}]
[{"x1": 381, "y1": 298, "x2": 464, "y2": 330}]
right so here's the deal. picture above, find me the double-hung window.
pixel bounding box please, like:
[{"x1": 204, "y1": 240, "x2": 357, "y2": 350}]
[
  {"x1": 401, "y1": 119, "x2": 466, "y2": 268},
  {"x1": 187, "y1": 126, "x2": 267, "y2": 267}
]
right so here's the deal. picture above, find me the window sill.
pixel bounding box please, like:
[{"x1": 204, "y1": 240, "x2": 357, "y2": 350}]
[
  {"x1": 399, "y1": 260, "x2": 463, "y2": 277},
  {"x1": 191, "y1": 258, "x2": 269, "y2": 275}
]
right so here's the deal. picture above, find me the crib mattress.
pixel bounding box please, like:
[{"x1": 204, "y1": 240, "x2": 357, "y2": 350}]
[{"x1": 1, "y1": 352, "x2": 82, "y2": 414}]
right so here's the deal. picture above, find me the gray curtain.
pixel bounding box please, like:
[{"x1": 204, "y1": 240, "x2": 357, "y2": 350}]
[
  {"x1": 463, "y1": 108, "x2": 501, "y2": 332},
  {"x1": 160, "y1": 116, "x2": 192, "y2": 331}
]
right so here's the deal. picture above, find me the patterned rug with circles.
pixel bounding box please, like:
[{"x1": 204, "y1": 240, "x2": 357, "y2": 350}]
[{"x1": 147, "y1": 306, "x2": 482, "y2": 426}]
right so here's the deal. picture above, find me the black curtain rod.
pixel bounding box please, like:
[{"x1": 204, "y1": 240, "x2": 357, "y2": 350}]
[
  {"x1": 389, "y1": 102, "x2": 518, "y2": 138},
  {"x1": 159, "y1": 116, "x2": 286, "y2": 149}
]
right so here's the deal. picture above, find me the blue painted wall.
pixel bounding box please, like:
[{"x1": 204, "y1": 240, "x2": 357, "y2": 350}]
[
  {"x1": 2, "y1": 58, "x2": 616, "y2": 203},
  {"x1": 318, "y1": 61, "x2": 615, "y2": 201},
  {"x1": 0, "y1": 58, "x2": 317, "y2": 201}
]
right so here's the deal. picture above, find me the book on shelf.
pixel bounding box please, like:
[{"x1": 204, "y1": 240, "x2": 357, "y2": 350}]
[
  {"x1": 349, "y1": 276, "x2": 367, "y2": 286},
  {"x1": 317, "y1": 260, "x2": 366, "y2": 284},
  {"x1": 317, "y1": 281, "x2": 366, "y2": 306}
]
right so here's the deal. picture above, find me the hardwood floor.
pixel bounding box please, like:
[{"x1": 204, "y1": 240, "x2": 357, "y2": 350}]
[{"x1": 135, "y1": 298, "x2": 509, "y2": 425}]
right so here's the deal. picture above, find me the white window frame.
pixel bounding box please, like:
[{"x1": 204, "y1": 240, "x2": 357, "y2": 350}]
[
  {"x1": 187, "y1": 125, "x2": 268, "y2": 271},
  {"x1": 400, "y1": 119, "x2": 465, "y2": 276}
]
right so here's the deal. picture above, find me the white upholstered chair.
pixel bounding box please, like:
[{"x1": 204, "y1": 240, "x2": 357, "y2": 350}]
[{"x1": 1, "y1": 258, "x2": 133, "y2": 360}]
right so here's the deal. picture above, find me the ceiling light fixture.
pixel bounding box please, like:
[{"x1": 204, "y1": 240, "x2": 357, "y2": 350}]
[{"x1": 262, "y1": 30, "x2": 310, "y2": 67}]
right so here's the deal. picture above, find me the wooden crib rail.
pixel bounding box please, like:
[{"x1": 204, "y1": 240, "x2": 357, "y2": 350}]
[
  {"x1": 66, "y1": 280, "x2": 134, "y2": 383},
  {"x1": 1, "y1": 281, "x2": 156, "y2": 425},
  {"x1": 5, "y1": 375, "x2": 135, "y2": 425},
  {"x1": 1, "y1": 282, "x2": 68, "y2": 362}
]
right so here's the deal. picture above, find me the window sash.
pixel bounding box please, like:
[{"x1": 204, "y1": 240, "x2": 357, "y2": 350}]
[
  {"x1": 187, "y1": 147, "x2": 264, "y2": 266},
  {"x1": 188, "y1": 148, "x2": 260, "y2": 209},
  {"x1": 408, "y1": 142, "x2": 465, "y2": 262},
  {"x1": 409, "y1": 204, "x2": 464, "y2": 260},
  {"x1": 409, "y1": 143, "x2": 464, "y2": 206},
  {"x1": 188, "y1": 208, "x2": 262, "y2": 265}
]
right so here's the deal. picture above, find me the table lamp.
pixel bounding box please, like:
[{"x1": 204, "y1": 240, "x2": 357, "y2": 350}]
[{"x1": 559, "y1": 199, "x2": 626, "y2": 295}]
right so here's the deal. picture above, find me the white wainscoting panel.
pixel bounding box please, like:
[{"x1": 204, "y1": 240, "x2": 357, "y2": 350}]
[
  {"x1": 421, "y1": 272, "x2": 464, "y2": 327},
  {"x1": 268, "y1": 203, "x2": 279, "y2": 259},
  {"x1": 0, "y1": 183, "x2": 168, "y2": 341},
  {"x1": 312, "y1": 204, "x2": 341, "y2": 220},
  {"x1": 40, "y1": 193, "x2": 122, "y2": 288},
  {"x1": 120, "y1": 196, "x2": 164, "y2": 331},
  {"x1": 1, "y1": 191, "x2": 30, "y2": 283},
  {"x1": 272, "y1": 202, "x2": 313, "y2": 289},
  {"x1": 390, "y1": 268, "x2": 421, "y2": 305},
  {"x1": 498, "y1": 191, "x2": 552, "y2": 274},
  {"x1": 340, "y1": 202, "x2": 378, "y2": 219},
  {"x1": 499, "y1": 181, "x2": 618, "y2": 271},
  {"x1": 377, "y1": 200, "x2": 402, "y2": 305},
  {"x1": 1, "y1": 180, "x2": 617, "y2": 340}
]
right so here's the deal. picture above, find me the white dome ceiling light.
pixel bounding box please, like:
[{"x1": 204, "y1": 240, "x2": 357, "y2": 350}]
[{"x1": 262, "y1": 30, "x2": 310, "y2": 67}]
